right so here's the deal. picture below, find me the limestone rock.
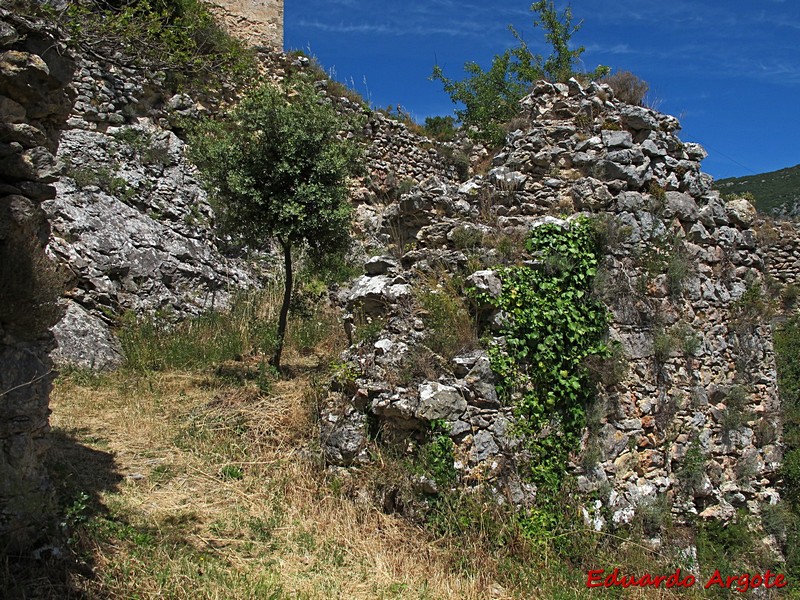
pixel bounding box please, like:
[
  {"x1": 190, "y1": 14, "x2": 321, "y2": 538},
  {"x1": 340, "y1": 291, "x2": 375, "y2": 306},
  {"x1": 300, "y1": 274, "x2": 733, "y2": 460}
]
[
  {"x1": 725, "y1": 197, "x2": 757, "y2": 228},
  {"x1": 50, "y1": 301, "x2": 123, "y2": 370},
  {"x1": 417, "y1": 381, "x2": 467, "y2": 422}
]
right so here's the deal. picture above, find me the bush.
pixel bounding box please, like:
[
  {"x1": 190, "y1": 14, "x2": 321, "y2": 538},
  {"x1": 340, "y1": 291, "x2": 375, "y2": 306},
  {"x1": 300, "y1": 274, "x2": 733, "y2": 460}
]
[
  {"x1": 652, "y1": 329, "x2": 674, "y2": 367},
  {"x1": 438, "y1": 145, "x2": 471, "y2": 181},
  {"x1": 423, "y1": 115, "x2": 458, "y2": 141},
  {"x1": 600, "y1": 70, "x2": 649, "y2": 106},
  {"x1": 676, "y1": 438, "x2": 706, "y2": 495}
]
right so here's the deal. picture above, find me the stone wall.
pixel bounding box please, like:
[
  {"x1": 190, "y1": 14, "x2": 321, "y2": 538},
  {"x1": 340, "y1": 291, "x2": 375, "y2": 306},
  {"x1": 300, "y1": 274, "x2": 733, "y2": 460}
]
[
  {"x1": 322, "y1": 79, "x2": 783, "y2": 534},
  {"x1": 0, "y1": 7, "x2": 75, "y2": 552},
  {"x1": 757, "y1": 219, "x2": 800, "y2": 286},
  {"x1": 207, "y1": 0, "x2": 284, "y2": 49}
]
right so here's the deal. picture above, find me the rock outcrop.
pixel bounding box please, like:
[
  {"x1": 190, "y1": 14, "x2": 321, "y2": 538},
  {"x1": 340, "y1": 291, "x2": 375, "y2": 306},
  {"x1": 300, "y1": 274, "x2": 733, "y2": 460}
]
[
  {"x1": 44, "y1": 55, "x2": 257, "y2": 369},
  {"x1": 322, "y1": 79, "x2": 782, "y2": 531},
  {"x1": 0, "y1": 7, "x2": 74, "y2": 551}
]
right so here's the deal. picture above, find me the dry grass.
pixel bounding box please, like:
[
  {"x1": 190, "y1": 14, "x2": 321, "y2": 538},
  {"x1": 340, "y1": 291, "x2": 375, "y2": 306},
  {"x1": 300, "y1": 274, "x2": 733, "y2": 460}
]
[{"x1": 36, "y1": 361, "x2": 517, "y2": 599}]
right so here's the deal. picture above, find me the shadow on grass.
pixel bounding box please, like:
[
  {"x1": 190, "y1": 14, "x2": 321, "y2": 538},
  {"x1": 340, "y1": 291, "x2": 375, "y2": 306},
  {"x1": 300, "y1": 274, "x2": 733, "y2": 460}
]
[{"x1": 1, "y1": 427, "x2": 123, "y2": 599}]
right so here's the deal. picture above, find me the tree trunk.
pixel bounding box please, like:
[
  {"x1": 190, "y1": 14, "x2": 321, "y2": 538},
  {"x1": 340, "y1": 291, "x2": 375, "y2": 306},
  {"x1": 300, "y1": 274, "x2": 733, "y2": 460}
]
[{"x1": 272, "y1": 239, "x2": 292, "y2": 371}]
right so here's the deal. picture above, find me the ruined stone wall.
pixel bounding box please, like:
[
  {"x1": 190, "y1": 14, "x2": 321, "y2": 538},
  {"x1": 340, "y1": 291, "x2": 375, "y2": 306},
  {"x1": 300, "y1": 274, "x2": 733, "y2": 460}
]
[
  {"x1": 207, "y1": 0, "x2": 284, "y2": 49},
  {"x1": 757, "y1": 219, "x2": 800, "y2": 286},
  {"x1": 0, "y1": 7, "x2": 75, "y2": 552},
  {"x1": 322, "y1": 79, "x2": 783, "y2": 535}
]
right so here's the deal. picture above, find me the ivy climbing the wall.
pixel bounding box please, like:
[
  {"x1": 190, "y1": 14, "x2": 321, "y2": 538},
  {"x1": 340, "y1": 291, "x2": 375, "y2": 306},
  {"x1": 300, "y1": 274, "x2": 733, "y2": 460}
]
[{"x1": 475, "y1": 217, "x2": 609, "y2": 493}]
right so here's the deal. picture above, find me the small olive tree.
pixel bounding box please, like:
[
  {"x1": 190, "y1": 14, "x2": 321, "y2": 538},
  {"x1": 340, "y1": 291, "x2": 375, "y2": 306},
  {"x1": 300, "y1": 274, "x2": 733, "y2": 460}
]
[{"x1": 189, "y1": 81, "x2": 363, "y2": 370}]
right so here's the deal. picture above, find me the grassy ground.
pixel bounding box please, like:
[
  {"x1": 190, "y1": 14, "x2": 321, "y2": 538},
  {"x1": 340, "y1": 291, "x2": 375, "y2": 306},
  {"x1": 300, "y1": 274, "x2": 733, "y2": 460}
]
[
  {"x1": 2, "y1": 293, "x2": 796, "y2": 598},
  {"x1": 42, "y1": 363, "x2": 496, "y2": 599}
]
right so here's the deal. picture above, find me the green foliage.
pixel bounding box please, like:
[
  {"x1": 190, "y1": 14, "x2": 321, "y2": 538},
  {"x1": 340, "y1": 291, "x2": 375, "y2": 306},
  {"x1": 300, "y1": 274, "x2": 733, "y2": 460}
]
[
  {"x1": 422, "y1": 115, "x2": 458, "y2": 141},
  {"x1": 66, "y1": 162, "x2": 135, "y2": 202},
  {"x1": 431, "y1": 0, "x2": 608, "y2": 144},
  {"x1": 219, "y1": 465, "x2": 245, "y2": 481},
  {"x1": 720, "y1": 385, "x2": 751, "y2": 436},
  {"x1": 673, "y1": 323, "x2": 701, "y2": 357},
  {"x1": 450, "y1": 225, "x2": 484, "y2": 250},
  {"x1": 189, "y1": 81, "x2": 362, "y2": 255},
  {"x1": 112, "y1": 127, "x2": 172, "y2": 166},
  {"x1": 416, "y1": 273, "x2": 478, "y2": 360},
  {"x1": 775, "y1": 316, "x2": 800, "y2": 515},
  {"x1": 695, "y1": 510, "x2": 777, "y2": 592},
  {"x1": 189, "y1": 81, "x2": 363, "y2": 369},
  {"x1": 473, "y1": 218, "x2": 608, "y2": 491},
  {"x1": 676, "y1": 438, "x2": 706, "y2": 495},
  {"x1": 647, "y1": 180, "x2": 667, "y2": 207},
  {"x1": 60, "y1": 0, "x2": 255, "y2": 91},
  {"x1": 731, "y1": 280, "x2": 775, "y2": 328},
  {"x1": 437, "y1": 145, "x2": 471, "y2": 181},
  {"x1": 782, "y1": 283, "x2": 800, "y2": 310},
  {"x1": 416, "y1": 423, "x2": 458, "y2": 490}
]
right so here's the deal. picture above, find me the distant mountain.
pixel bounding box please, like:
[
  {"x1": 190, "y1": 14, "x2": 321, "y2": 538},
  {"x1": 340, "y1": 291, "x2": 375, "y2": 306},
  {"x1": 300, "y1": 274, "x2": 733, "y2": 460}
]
[{"x1": 715, "y1": 163, "x2": 800, "y2": 216}]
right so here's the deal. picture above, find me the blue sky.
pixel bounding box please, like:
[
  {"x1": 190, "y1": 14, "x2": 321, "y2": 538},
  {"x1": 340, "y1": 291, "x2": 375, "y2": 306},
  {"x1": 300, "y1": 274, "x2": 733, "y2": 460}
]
[{"x1": 285, "y1": 0, "x2": 800, "y2": 180}]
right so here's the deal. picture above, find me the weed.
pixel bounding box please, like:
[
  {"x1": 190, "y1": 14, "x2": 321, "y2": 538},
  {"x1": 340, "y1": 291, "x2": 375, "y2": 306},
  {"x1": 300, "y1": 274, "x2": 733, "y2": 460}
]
[
  {"x1": 672, "y1": 323, "x2": 701, "y2": 357},
  {"x1": 0, "y1": 225, "x2": 66, "y2": 340},
  {"x1": 66, "y1": 163, "x2": 136, "y2": 202},
  {"x1": 721, "y1": 385, "x2": 751, "y2": 437},
  {"x1": 588, "y1": 213, "x2": 632, "y2": 257},
  {"x1": 782, "y1": 283, "x2": 800, "y2": 311},
  {"x1": 731, "y1": 281, "x2": 774, "y2": 328},
  {"x1": 665, "y1": 246, "x2": 692, "y2": 299},
  {"x1": 415, "y1": 271, "x2": 478, "y2": 360},
  {"x1": 450, "y1": 224, "x2": 484, "y2": 251},
  {"x1": 652, "y1": 328, "x2": 675, "y2": 367},
  {"x1": 414, "y1": 423, "x2": 457, "y2": 490},
  {"x1": 219, "y1": 464, "x2": 245, "y2": 480},
  {"x1": 735, "y1": 453, "x2": 759, "y2": 485},
  {"x1": 437, "y1": 144, "x2": 471, "y2": 181},
  {"x1": 648, "y1": 181, "x2": 667, "y2": 212},
  {"x1": 676, "y1": 437, "x2": 706, "y2": 495},
  {"x1": 351, "y1": 311, "x2": 385, "y2": 346},
  {"x1": 112, "y1": 127, "x2": 172, "y2": 166},
  {"x1": 634, "y1": 495, "x2": 672, "y2": 536},
  {"x1": 119, "y1": 289, "x2": 281, "y2": 372},
  {"x1": 583, "y1": 340, "x2": 628, "y2": 389}
]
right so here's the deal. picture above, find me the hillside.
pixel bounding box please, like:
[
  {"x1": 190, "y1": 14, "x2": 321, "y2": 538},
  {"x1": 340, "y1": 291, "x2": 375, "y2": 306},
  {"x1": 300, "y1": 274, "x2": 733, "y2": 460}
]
[{"x1": 715, "y1": 163, "x2": 800, "y2": 216}]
